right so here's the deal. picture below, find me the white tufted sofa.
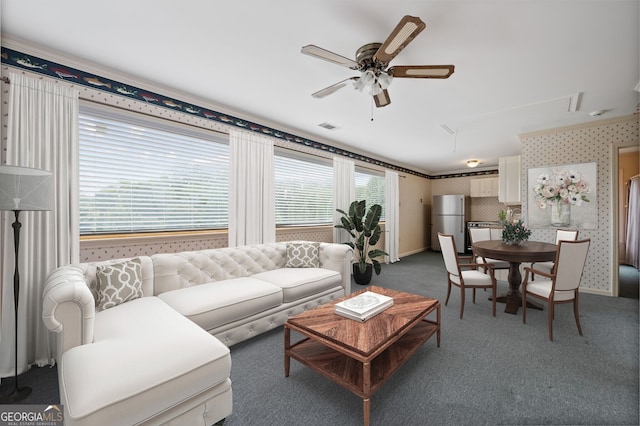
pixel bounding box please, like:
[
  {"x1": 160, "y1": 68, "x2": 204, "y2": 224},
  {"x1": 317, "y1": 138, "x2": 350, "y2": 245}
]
[{"x1": 42, "y1": 241, "x2": 353, "y2": 425}]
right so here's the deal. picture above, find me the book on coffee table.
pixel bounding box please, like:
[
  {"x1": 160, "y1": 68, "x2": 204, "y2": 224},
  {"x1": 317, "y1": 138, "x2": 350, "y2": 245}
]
[{"x1": 334, "y1": 291, "x2": 393, "y2": 322}]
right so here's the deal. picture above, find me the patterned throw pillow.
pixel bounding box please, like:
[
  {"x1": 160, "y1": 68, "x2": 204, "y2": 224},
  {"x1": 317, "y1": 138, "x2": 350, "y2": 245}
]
[
  {"x1": 95, "y1": 258, "x2": 144, "y2": 311},
  {"x1": 285, "y1": 242, "x2": 320, "y2": 268}
]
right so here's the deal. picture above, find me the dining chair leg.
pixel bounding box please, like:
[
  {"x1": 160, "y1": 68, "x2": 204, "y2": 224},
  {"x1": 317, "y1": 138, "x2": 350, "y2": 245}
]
[
  {"x1": 491, "y1": 285, "x2": 496, "y2": 317},
  {"x1": 445, "y1": 280, "x2": 452, "y2": 306},
  {"x1": 472, "y1": 288, "x2": 476, "y2": 304},
  {"x1": 522, "y1": 291, "x2": 527, "y2": 324},
  {"x1": 459, "y1": 287, "x2": 465, "y2": 319},
  {"x1": 548, "y1": 303, "x2": 554, "y2": 341},
  {"x1": 573, "y1": 295, "x2": 583, "y2": 336}
]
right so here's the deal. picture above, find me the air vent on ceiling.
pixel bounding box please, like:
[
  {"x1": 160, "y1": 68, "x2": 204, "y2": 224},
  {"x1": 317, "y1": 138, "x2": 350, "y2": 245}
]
[
  {"x1": 440, "y1": 124, "x2": 456, "y2": 135},
  {"x1": 318, "y1": 122, "x2": 340, "y2": 131},
  {"x1": 567, "y1": 92, "x2": 582, "y2": 112}
]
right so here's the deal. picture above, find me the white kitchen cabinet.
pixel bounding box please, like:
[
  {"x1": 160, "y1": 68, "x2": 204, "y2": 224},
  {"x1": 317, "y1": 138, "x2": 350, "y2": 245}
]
[
  {"x1": 498, "y1": 155, "x2": 521, "y2": 203},
  {"x1": 470, "y1": 177, "x2": 499, "y2": 197}
]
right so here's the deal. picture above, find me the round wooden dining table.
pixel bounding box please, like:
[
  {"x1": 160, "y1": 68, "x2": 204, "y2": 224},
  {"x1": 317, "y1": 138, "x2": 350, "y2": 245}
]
[{"x1": 472, "y1": 240, "x2": 557, "y2": 314}]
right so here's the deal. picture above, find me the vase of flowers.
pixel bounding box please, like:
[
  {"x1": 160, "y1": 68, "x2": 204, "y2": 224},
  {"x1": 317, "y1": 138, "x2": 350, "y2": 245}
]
[
  {"x1": 550, "y1": 201, "x2": 571, "y2": 226},
  {"x1": 501, "y1": 220, "x2": 531, "y2": 245},
  {"x1": 533, "y1": 168, "x2": 590, "y2": 227}
]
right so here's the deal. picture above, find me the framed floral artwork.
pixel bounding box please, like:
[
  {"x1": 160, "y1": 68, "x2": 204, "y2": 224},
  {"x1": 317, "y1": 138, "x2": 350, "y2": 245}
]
[{"x1": 527, "y1": 162, "x2": 597, "y2": 229}]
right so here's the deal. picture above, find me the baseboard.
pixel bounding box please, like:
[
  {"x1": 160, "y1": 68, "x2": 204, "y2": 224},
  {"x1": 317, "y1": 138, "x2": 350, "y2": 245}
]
[
  {"x1": 579, "y1": 287, "x2": 612, "y2": 297},
  {"x1": 399, "y1": 247, "x2": 427, "y2": 258}
]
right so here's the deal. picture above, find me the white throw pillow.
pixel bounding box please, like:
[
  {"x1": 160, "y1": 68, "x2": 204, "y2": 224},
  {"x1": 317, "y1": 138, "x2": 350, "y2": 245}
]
[
  {"x1": 95, "y1": 258, "x2": 144, "y2": 311},
  {"x1": 285, "y1": 242, "x2": 320, "y2": 268}
]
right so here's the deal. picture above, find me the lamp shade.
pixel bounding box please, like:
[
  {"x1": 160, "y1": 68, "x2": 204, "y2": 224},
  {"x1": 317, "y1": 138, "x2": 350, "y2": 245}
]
[{"x1": 0, "y1": 166, "x2": 53, "y2": 211}]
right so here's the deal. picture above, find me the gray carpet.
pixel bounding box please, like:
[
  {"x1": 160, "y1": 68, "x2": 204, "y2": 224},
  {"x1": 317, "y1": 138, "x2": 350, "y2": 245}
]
[
  {"x1": 2, "y1": 251, "x2": 638, "y2": 425},
  {"x1": 619, "y1": 264, "x2": 639, "y2": 299},
  {"x1": 226, "y1": 251, "x2": 639, "y2": 425}
]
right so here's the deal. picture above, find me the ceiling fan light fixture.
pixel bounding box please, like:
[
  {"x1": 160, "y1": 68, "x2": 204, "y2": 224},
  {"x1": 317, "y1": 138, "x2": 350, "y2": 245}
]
[
  {"x1": 353, "y1": 70, "x2": 393, "y2": 96},
  {"x1": 362, "y1": 70, "x2": 376, "y2": 86},
  {"x1": 377, "y1": 73, "x2": 393, "y2": 89},
  {"x1": 370, "y1": 83, "x2": 383, "y2": 96},
  {"x1": 466, "y1": 159, "x2": 479, "y2": 168},
  {"x1": 353, "y1": 78, "x2": 365, "y2": 92}
]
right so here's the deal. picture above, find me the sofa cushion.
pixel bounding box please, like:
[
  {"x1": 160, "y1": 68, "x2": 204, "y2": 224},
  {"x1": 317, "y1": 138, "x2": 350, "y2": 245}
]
[
  {"x1": 285, "y1": 242, "x2": 320, "y2": 268},
  {"x1": 60, "y1": 297, "x2": 231, "y2": 425},
  {"x1": 252, "y1": 268, "x2": 341, "y2": 302},
  {"x1": 158, "y1": 277, "x2": 283, "y2": 332},
  {"x1": 94, "y1": 257, "x2": 144, "y2": 311}
]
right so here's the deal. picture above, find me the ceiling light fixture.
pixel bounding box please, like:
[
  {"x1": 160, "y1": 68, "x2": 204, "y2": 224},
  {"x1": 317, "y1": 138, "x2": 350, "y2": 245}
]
[
  {"x1": 353, "y1": 70, "x2": 393, "y2": 96},
  {"x1": 466, "y1": 160, "x2": 479, "y2": 168}
]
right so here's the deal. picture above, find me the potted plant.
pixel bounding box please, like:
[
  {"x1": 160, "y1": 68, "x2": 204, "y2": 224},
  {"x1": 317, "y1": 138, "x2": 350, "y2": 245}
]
[
  {"x1": 501, "y1": 220, "x2": 531, "y2": 245},
  {"x1": 335, "y1": 200, "x2": 388, "y2": 285}
]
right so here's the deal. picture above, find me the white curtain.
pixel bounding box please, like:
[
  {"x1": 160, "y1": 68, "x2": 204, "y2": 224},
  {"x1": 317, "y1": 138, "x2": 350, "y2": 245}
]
[
  {"x1": 333, "y1": 157, "x2": 355, "y2": 244},
  {"x1": 1, "y1": 73, "x2": 79, "y2": 375},
  {"x1": 228, "y1": 129, "x2": 275, "y2": 247},
  {"x1": 385, "y1": 170, "x2": 400, "y2": 263},
  {"x1": 625, "y1": 176, "x2": 639, "y2": 268}
]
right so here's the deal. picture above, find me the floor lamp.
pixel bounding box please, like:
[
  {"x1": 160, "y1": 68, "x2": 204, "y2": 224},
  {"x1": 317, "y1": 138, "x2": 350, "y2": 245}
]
[{"x1": 0, "y1": 165, "x2": 53, "y2": 403}]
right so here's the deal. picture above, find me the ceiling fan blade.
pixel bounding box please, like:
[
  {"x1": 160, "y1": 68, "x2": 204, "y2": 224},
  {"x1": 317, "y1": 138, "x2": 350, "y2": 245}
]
[
  {"x1": 389, "y1": 65, "x2": 455, "y2": 78},
  {"x1": 373, "y1": 15, "x2": 426, "y2": 64},
  {"x1": 374, "y1": 90, "x2": 391, "y2": 108},
  {"x1": 312, "y1": 77, "x2": 358, "y2": 98},
  {"x1": 301, "y1": 45, "x2": 360, "y2": 69}
]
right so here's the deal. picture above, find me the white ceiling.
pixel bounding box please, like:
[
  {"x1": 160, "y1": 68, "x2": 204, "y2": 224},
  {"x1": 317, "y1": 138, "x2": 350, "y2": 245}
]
[{"x1": 2, "y1": 0, "x2": 639, "y2": 175}]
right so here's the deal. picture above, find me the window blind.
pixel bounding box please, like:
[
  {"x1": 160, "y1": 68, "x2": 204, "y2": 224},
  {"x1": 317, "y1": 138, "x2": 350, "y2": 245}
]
[
  {"x1": 79, "y1": 105, "x2": 229, "y2": 234},
  {"x1": 274, "y1": 150, "x2": 333, "y2": 226},
  {"x1": 355, "y1": 168, "x2": 386, "y2": 220}
]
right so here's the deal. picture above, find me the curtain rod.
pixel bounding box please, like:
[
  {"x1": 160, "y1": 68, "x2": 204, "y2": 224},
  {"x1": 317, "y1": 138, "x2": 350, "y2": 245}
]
[{"x1": 631, "y1": 174, "x2": 640, "y2": 181}]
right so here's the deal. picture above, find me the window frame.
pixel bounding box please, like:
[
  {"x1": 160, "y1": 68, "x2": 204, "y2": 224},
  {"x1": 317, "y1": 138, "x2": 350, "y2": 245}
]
[
  {"x1": 274, "y1": 148, "x2": 334, "y2": 227},
  {"x1": 78, "y1": 102, "x2": 230, "y2": 236}
]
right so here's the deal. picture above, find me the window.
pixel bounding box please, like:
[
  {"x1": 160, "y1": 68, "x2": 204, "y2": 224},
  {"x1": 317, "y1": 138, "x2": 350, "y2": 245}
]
[
  {"x1": 79, "y1": 104, "x2": 229, "y2": 235},
  {"x1": 274, "y1": 150, "x2": 333, "y2": 226},
  {"x1": 355, "y1": 168, "x2": 386, "y2": 220}
]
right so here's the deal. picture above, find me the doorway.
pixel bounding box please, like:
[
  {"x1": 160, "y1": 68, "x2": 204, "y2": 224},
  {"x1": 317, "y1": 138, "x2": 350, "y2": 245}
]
[{"x1": 617, "y1": 145, "x2": 639, "y2": 299}]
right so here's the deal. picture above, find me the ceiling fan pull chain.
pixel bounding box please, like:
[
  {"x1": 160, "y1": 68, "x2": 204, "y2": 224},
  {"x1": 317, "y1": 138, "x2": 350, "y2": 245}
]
[{"x1": 371, "y1": 97, "x2": 374, "y2": 122}]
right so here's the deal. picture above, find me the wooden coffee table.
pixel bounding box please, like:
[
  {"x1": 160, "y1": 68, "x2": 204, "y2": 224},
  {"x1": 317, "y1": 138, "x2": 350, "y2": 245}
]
[{"x1": 284, "y1": 286, "x2": 440, "y2": 426}]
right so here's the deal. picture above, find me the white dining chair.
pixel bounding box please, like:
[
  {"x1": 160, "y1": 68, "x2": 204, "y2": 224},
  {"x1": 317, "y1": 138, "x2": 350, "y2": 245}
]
[
  {"x1": 438, "y1": 232, "x2": 497, "y2": 319},
  {"x1": 531, "y1": 229, "x2": 579, "y2": 279},
  {"x1": 522, "y1": 238, "x2": 590, "y2": 341},
  {"x1": 469, "y1": 227, "x2": 509, "y2": 273}
]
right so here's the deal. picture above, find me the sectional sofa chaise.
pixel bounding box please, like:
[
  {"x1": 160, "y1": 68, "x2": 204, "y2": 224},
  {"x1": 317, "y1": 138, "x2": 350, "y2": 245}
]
[{"x1": 42, "y1": 241, "x2": 353, "y2": 425}]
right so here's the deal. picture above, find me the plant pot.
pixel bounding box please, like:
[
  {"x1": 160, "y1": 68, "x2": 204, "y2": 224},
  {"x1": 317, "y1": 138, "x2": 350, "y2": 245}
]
[
  {"x1": 502, "y1": 239, "x2": 522, "y2": 246},
  {"x1": 353, "y1": 263, "x2": 373, "y2": 285}
]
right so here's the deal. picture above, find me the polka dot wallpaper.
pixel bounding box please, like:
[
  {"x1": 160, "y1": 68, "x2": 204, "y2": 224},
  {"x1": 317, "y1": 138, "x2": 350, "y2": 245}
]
[{"x1": 521, "y1": 115, "x2": 639, "y2": 294}]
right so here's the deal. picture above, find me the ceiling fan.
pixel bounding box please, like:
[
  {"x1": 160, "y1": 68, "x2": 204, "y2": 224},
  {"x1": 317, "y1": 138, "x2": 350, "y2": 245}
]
[{"x1": 301, "y1": 15, "x2": 455, "y2": 108}]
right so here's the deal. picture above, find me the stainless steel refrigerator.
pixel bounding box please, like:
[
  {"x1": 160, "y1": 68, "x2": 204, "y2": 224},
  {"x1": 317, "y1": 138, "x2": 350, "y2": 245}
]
[{"x1": 432, "y1": 194, "x2": 470, "y2": 253}]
